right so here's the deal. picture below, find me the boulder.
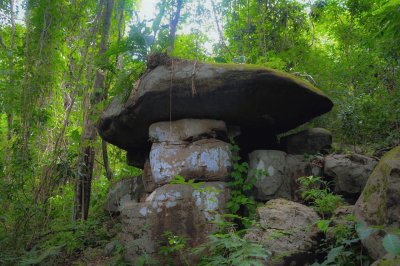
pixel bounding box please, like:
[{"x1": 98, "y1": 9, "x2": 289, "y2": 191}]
[
  {"x1": 119, "y1": 183, "x2": 230, "y2": 265},
  {"x1": 98, "y1": 59, "x2": 333, "y2": 153},
  {"x1": 248, "y1": 150, "x2": 323, "y2": 201},
  {"x1": 142, "y1": 160, "x2": 157, "y2": 193},
  {"x1": 245, "y1": 198, "x2": 320, "y2": 265},
  {"x1": 104, "y1": 176, "x2": 144, "y2": 214},
  {"x1": 355, "y1": 146, "x2": 400, "y2": 260},
  {"x1": 324, "y1": 154, "x2": 378, "y2": 197},
  {"x1": 371, "y1": 254, "x2": 400, "y2": 266},
  {"x1": 280, "y1": 128, "x2": 332, "y2": 155},
  {"x1": 149, "y1": 139, "x2": 232, "y2": 186},
  {"x1": 148, "y1": 119, "x2": 227, "y2": 143},
  {"x1": 249, "y1": 150, "x2": 288, "y2": 200}
]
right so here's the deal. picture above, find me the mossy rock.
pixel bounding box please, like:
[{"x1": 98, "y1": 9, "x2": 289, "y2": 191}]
[
  {"x1": 371, "y1": 255, "x2": 400, "y2": 266},
  {"x1": 244, "y1": 198, "x2": 320, "y2": 266},
  {"x1": 355, "y1": 146, "x2": 400, "y2": 260}
]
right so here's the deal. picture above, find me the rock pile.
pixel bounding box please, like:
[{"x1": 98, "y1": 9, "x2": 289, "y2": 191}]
[
  {"x1": 115, "y1": 119, "x2": 232, "y2": 264},
  {"x1": 98, "y1": 57, "x2": 400, "y2": 265}
]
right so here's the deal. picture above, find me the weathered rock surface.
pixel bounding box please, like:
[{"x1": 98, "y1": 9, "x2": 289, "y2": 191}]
[
  {"x1": 324, "y1": 154, "x2": 378, "y2": 197},
  {"x1": 371, "y1": 254, "x2": 400, "y2": 266},
  {"x1": 149, "y1": 139, "x2": 232, "y2": 186},
  {"x1": 149, "y1": 119, "x2": 227, "y2": 143},
  {"x1": 98, "y1": 60, "x2": 333, "y2": 152},
  {"x1": 119, "y1": 183, "x2": 230, "y2": 265},
  {"x1": 245, "y1": 198, "x2": 320, "y2": 265},
  {"x1": 355, "y1": 146, "x2": 400, "y2": 260},
  {"x1": 248, "y1": 150, "x2": 323, "y2": 201},
  {"x1": 104, "y1": 176, "x2": 144, "y2": 214},
  {"x1": 280, "y1": 128, "x2": 332, "y2": 155}
]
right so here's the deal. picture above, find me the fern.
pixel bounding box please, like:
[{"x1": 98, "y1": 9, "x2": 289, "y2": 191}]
[
  {"x1": 194, "y1": 232, "x2": 271, "y2": 266},
  {"x1": 19, "y1": 245, "x2": 64, "y2": 266}
]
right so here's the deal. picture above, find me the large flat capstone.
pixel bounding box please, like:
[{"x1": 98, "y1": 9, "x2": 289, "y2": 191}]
[{"x1": 98, "y1": 59, "x2": 333, "y2": 151}]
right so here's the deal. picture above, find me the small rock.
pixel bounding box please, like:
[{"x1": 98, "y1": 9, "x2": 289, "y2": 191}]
[
  {"x1": 280, "y1": 128, "x2": 332, "y2": 155},
  {"x1": 104, "y1": 241, "x2": 116, "y2": 256},
  {"x1": 245, "y1": 198, "x2": 320, "y2": 265},
  {"x1": 248, "y1": 150, "x2": 288, "y2": 200},
  {"x1": 324, "y1": 154, "x2": 378, "y2": 198},
  {"x1": 104, "y1": 177, "x2": 144, "y2": 214}
]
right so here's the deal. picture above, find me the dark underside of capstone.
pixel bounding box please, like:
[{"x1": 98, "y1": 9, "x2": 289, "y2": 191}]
[{"x1": 97, "y1": 60, "x2": 333, "y2": 156}]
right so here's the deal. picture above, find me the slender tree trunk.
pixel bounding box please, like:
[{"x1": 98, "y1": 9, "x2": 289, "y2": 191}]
[
  {"x1": 150, "y1": 0, "x2": 166, "y2": 50},
  {"x1": 167, "y1": 0, "x2": 183, "y2": 54},
  {"x1": 4, "y1": 0, "x2": 16, "y2": 176},
  {"x1": 101, "y1": 0, "x2": 128, "y2": 181},
  {"x1": 74, "y1": 0, "x2": 114, "y2": 221},
  {"x1": 210, "y1": 0, "x2": 233, "y2": 58},
  {"x1": 102, "y1": 140, "x2": 112, "y2": 180},
  {"x1": 21, "y1": 2, "x2": 32, "y2": 156}
]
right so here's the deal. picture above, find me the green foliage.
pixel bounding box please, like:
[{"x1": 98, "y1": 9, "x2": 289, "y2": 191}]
[
  {"x1": 170, "y1": 174, "x2": 204, "y2": 190},
  {"x1": 158, "y1": 231, "x2": 190, "y2": 266},
  {"x1": 136, "y1": 253, "x2": 159, "y2": 266},
  {"x1": 1, "y1": 0, "x2": 400, "y2": 264},
  {"x1": 171, "y1": 32, "x2": 208, "y2": 61},
  {"x1": 298, "y1": 176, "x2": 344, "y2": 217},
  {"x1": 313, "y1": 215, "x2": 369, "y2": 266},
  {"x1": 14, "y1": 215, "x2": 112, "y2": 265},
  {"x1": 383, "y1": 234, "x2": 400, "y2": 256},
  {"x1": 195, "y1": 232, "x2": 271, "y2": 266},
  {"x1": 227, "y1": 139, "x2": 257, "y2": 226},
  {"x1": 299, "y1": 176, "x2": 364, "y2": 265},
  {"x1": 159, "y1": 231, "x2": 188, "y2": 256},
  {"x1": 316, "y1": 219, "x2": 331, "y2": 233},
  {"x1": 19, "y1": 245, "x2": 64, "y2": 266}
]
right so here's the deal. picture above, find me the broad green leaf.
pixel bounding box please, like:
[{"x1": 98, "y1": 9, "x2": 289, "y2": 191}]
[{"x1": 382, "y1": 234, "x2": 400, "y2": 255}]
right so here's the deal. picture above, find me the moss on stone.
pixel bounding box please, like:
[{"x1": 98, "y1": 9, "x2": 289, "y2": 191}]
[
  {"x1": 376, "y1": 258, "x2": 400, "y2": 266},
  {"x1": 363, "y1": 183, "x2": 378, "y2": 202},
  {"x1": 208, "y1": 61, "x2": 327, "y2": 97},
  {"x1": 361, "y1": 147, "x2": 399, "y2": 202}
]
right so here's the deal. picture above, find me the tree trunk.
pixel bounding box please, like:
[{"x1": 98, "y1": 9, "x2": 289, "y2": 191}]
[
  {"x1": 74, "y1": 0, "x2": 114, "y2": 221},
  {"x1": 210, "y1": 0, "x2": 233, "y2": 58},
  {"x1": 167, "y1": 0, "x2": 183, "y2": 54},
  {"x1": 5, "y1": 0, "x2": 16, "y2": 170},
  {"x1": 102, "y1": 140, "x2": 112, "y2": 180}
]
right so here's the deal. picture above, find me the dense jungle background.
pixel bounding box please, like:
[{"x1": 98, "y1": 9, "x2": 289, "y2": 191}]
[{"x1": 0, "y1": 0, "x2": 399, "y2": 265}]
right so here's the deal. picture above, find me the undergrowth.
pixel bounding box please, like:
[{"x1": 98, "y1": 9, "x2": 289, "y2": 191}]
[{"x1": 298, "y1": 175, "x2": 370, "y2": 265}]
